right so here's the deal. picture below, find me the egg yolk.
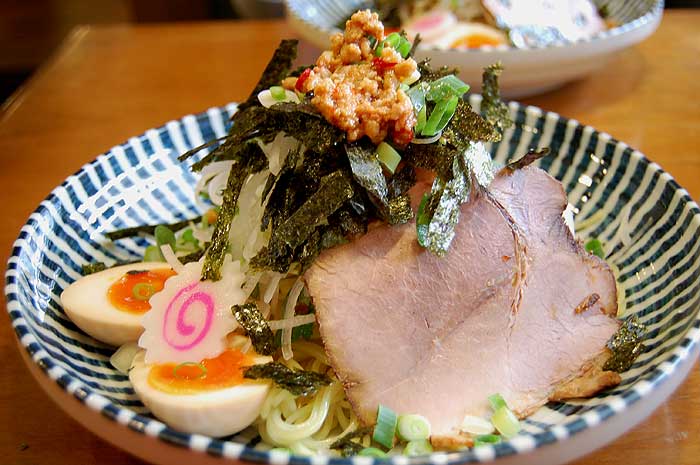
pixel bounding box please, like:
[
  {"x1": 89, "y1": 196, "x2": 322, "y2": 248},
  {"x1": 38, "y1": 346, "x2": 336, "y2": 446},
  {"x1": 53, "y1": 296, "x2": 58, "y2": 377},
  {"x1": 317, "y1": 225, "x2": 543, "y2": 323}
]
[
  {"x1": 147, "y1": 349, "x2": 256, "y2": 394},
  {"x1": 107, "y1": 268, "x2": 175, "y2": 314},
  {"x1": 451, "y1": 34, "x2": 504, "y2": 48}
]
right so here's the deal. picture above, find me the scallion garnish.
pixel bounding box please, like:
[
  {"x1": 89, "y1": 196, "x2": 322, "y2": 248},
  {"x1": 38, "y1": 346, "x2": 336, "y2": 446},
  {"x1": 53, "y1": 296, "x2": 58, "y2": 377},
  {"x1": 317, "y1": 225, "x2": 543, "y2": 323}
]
[
  {"x1": 359, "y1": 447, "x2": 387, "y2": 458},
  {"x1": 132, "y1": 282, "x2": 156, "y2": 301},
  {"x1": 491, "y1": 406, "x2": 520, "y2": 438},
  {"x1": 173, "y1": 362, "x2": 208, "y2": 380},
  {"x1": 270, "y1": 86, "x2": 287, "y2": 101},
  {"x1": 397, "y1": 39, "x2": 412, "y2": 58},
  {"x1": 488, "y1": 393, "x2": 507, "y2": 410},
  {"x1": 432, "y1": 95, "x2": 459, "y2": 135},
  {"x1": 155, "y1": 225, "x2": 176, "y2": 251},
  {"x1": 396, "y1": 414, "x2": 431, "y2": 441},
  {"x1": 422, "y1": 99, "x2": 450, "y2": 136},
  {"x1": 415, "y1": 105, "x2": 427, "y2": 134},
  {"x1": 474, "y1": 434, "x2": 502, "y2": 447},
  {"x1": 585, "y1": 238, "x2": 605, "y2": 259},
  {"x1": 377, "y1": 142, "x2": 402, "y2": 174},
  {"x1": 373, "y1": 404, "x2": 398, "y2": 449},
  {"x1": 426, "y1": 75, "x2": 470, "y2": 102},
  {"x1": 403, "y1": 439, "x2": 433, "y2": 456},
  {"x1": 144, "y1": 245, "x2": 165, "y2": 262},
  {"x1": 384, "y1": 32, "x2": 402, "y2": 48}
]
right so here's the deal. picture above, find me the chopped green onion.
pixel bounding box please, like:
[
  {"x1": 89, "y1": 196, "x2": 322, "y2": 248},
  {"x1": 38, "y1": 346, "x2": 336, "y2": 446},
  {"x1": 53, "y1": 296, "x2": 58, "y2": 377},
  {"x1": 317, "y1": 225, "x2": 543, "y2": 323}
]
[
  {"x1": 491, "y1": 406, "x2": 521, "y2": 438},
  {"x1": 270, "y1": 86, "x2": 287, "y2": 101},
  {"x1": 132, "y1": 282, "x2": 156, "y2": 301},
  {"x1": 407, "y1": 84, "x2": 426, "y2": 112},
  {"x1": 397, "y1": 39, "x2": 412, "y2": 58},
  {"x1": 144, "y1": 245, "x2": 165, "y2": 262},
  {"x1": 432, "y1": 95, "x2": 459, "y2": 135},
  {"x1": 173, "y1": 362, "x2": 208, "y2": 380},
  {"x1": 403, "y1": 439, "x2": 433, "y2": 456},
  {"x1": 375, "y1": 40, "x2": 385, "y2": 57},
  {"x1": 384, "y1": 32, "x2": 402, "y2": 48},
  {"x1": 180, "y1": 228, "x2": 199, "y2": 247},
  {"x1": 359, "y1": 447, "x2": 387, "y2": 458},
  {"x1": 585, "y1": 238, "x2": 605, "y2": 259},
  {"x1": 488, "y1": 393, "x2": 507, "y2": 411},
  {"x1": 474, "y1": 434, "x2": 502, "y2": 447},
  {"x1": 415, "y1": 105, "x2": 427, "y2": 134},
  {"x1": 422, "y1": 99, "x2": 450, "y2": 136},
  {"x1": 373, "y1": 404, "x2": 398, "y2": 449},
  {"x1": 154, "y1": 225, "x2": 176, "y2": 250},
  {"x1": 399, "y1": 83, "x2": 409, "y2": 93},
  {"x1": 377, "y1": 142, "x2": 402, "y2": 174},
  {"x1": 426, "y1": 75, "x2": 470, "y2": 102},
  {"x1": 397, "y1": 414, "x2": 431, "y2": 441}
]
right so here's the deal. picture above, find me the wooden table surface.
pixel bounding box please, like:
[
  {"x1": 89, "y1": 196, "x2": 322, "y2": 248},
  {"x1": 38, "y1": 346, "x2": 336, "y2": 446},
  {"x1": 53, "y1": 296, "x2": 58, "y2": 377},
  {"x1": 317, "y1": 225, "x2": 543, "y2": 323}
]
[{"x1": 1, "y1": 10, "x2": 699, "y2": 465}]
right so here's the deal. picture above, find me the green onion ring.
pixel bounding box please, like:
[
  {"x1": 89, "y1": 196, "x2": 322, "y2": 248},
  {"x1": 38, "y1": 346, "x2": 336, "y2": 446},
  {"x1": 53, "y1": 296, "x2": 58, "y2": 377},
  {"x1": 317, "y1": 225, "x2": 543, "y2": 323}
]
[
  {"x1": 173, "y1": 362, "x2": 208, "y2": 380},
  {"x1": 132, "y1": 282, "x2": 156, "y2": 301}
]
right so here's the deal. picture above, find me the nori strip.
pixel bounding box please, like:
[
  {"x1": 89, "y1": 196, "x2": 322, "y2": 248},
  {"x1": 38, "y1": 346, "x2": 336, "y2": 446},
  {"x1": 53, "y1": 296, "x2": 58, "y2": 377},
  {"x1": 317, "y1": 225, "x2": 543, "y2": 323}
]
[
  {"x1": 105, "y1": 216, "x2": 202, "y2": 241},
  {"x1": 269, "y1": 170, "x2": 354, "y2": 251},
  {"x1": 387, "y1": 194, "x2": 413, "y2": 225},
  {"x1": 232, "y1": 303, "x2": 275, "y2": 356},
  {"x1": 603, "y1": 316, "x2": 646, "y2": 372},
  {"x1": 201, "y1": 144, "x2": 268, "y2": 281},
  {"x1": 388, "y1": 164, "x2": 416, "y2": 198},
  {"x1": 481, "y1": 62, "x2": 513, "y2": 133},
  {"x1": 444, "y1": 98, "x2": 501, "y2": 146},
  {"x1": 176, "y1": 136, "x2": 228, "y2": 163},
  {"x1": 82, "y1": 262, "x2": 107, "y2": 275},
  {"x1": 260, "y1": 146, "x2": 302, "y2": 231},
  {"x1": 330, "y1": 427, "x2": 373, "y2": 457},
  {"x1": 237, "y1": 39, "x2": 299, "y2": 112},
  {"x1": 506, "y1": 147, "x2": 551, "y2": 171},
  {"x1": 179, "y1": 248, "x2": 206, "y2": 264},
  {"x1": 243, "y1": 362, "x2": 331, "y2": 396}
]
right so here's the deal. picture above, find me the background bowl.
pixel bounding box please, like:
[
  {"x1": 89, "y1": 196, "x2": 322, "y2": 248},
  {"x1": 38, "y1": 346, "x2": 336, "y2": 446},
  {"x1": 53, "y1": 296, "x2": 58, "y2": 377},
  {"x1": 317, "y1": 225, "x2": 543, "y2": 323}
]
[
  {"x1": 285, "y1": 0, "x2": 664, "y2": 97},
  {"x1": 5, "y1": 96, "x2": 700, "y2": 465}
]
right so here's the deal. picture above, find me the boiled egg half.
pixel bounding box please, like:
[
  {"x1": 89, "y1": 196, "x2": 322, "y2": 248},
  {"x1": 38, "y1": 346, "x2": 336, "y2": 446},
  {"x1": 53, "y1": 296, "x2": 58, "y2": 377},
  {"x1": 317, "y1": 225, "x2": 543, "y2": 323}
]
[
  {"x1": 61, "y1": 262, "x2": 175, "y2": 346},
  {"x1": 432, "y1": 22, "x2": 508, "y2": 50},
  {"x1": 129, "y1": 348, "x2": 272, "y2": 437}
]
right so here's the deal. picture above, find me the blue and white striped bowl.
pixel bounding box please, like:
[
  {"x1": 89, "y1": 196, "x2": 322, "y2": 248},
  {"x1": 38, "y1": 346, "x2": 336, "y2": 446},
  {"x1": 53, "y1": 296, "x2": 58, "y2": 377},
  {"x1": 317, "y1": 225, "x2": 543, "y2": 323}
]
[
  {"x1": 6, "y1": 96, "x2": 700, "y2": 465},
  {"x1": 285, "y1": 0, "x2": 663, "y2": 97}
]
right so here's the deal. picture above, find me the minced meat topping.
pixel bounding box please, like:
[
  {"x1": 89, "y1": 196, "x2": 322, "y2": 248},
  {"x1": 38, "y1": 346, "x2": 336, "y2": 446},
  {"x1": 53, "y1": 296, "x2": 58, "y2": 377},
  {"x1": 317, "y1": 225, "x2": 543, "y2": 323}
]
[{"x1": 284, "y1": 10, "x2": 418, "y2": 146}]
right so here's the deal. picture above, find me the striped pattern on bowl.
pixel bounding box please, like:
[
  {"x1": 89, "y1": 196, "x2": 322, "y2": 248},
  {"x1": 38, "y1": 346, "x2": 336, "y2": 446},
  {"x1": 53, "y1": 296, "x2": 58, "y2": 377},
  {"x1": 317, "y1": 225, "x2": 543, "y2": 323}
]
[
  {"x1": 284, "y1": 0, "x2": 663, "y2": 51},
  {"x1": 5, "y1": 95, "x2": 700, "y2": 464}
]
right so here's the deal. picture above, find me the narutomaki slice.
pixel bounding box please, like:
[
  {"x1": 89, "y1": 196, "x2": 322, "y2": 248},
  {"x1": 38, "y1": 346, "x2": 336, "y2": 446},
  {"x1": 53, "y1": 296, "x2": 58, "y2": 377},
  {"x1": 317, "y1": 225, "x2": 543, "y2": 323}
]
[{"x1": 305, "y1": 165, "x2": 620, "y2": 438}]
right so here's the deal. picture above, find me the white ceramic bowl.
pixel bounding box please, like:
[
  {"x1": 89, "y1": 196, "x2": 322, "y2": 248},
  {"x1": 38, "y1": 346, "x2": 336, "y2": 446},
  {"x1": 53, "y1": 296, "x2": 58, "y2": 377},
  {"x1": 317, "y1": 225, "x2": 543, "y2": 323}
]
[{"x1": 285, "y1": 0, "x2": 664, "y2": 97}]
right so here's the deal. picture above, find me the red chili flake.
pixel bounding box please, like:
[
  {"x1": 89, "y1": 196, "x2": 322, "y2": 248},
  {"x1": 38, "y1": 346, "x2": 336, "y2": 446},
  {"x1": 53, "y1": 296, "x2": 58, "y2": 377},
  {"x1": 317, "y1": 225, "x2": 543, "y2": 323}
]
[
  {"x1": 295, "y1": 68, "x2": 312, "y2": 92},
  {"x1": 372, "y1": 57, "x2": 397, "y2": 72}
]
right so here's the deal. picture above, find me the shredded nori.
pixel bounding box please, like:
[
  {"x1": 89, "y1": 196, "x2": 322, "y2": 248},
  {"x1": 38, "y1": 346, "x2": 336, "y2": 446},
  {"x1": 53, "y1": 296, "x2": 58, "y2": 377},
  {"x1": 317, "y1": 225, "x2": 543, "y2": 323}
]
[
  {"x1": 82, "y1": 262, "x2": 107, "y2": 275},
  {"x1": 232, "y1": 303, "x2": 276, "y2": 356},
  {"x1": 603, "y1": 316, "x2": 646, "y2": 372},
  {"x1": 105, "y1": 216, "x2": 202, "y2": 241},
  {"x1": 243, "y1": 362, "x2": 331, "y2": 396},
  {"x1": 506, "y1": 147, "x2": 551, "y2": 171},
  {"x1": 330, "y1": 427, "x2": 373, "y2": 457},
  {"x1": 481, "y1": 62, "x2": 513, "y2": 133}
]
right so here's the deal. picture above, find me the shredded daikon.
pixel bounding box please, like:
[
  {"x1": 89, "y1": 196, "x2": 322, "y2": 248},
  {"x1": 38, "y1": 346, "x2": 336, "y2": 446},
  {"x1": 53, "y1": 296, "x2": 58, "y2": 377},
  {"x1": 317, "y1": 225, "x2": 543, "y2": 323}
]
[
  {"x1": 159, "y1": 244, "x2": 184, "y2": 274},
  {"x1": 282, "y1": 278, "x2": 304, "y2": 360},
  {"x1": 268, "y1": 314, "x2": 316, "y2": 331}
]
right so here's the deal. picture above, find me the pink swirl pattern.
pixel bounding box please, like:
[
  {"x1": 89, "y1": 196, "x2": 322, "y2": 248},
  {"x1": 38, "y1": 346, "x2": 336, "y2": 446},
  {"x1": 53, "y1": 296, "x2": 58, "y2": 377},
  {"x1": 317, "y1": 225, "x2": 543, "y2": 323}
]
[{"x1": 162, "y1": 282, "x2": 215, "y2": 351}]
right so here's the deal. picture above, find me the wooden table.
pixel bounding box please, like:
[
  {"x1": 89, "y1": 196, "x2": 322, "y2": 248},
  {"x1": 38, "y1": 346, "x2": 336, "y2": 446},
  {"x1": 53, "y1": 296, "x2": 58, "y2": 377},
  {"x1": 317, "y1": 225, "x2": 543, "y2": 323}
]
[{"x1": 1, "y1": 11, "x2": 699, "y2": 465}]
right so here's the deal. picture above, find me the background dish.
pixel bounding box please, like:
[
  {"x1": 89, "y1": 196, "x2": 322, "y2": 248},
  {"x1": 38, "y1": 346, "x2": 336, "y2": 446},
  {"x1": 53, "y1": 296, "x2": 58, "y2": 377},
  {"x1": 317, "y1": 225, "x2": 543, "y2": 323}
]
[
  {"x1": 5, "y1": 96, "x2": 700, "y2": 465},
  {"x1": 285, "y1": 0, "x2": 664, "y2": 97}
]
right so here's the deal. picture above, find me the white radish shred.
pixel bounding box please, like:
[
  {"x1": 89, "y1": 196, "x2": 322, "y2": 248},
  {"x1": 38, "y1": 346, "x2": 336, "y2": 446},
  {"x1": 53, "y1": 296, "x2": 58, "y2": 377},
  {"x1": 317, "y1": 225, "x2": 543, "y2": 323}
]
[
  {"x1": 282, "y1": 278, "x2": 304, "y2": 360},
  {"x1": 110, "y1": 343, "x2": 141, "y2": 374},
  {"x1": 159, "y1": 244, "x2": 184, "y2": 274},
  {"x1": 268, "y1": 314, "x2": 316, "y2": 331},
  {"x1": 460, "y1": 415, "x2": 495, "y2": 435},
  {"x1": 242, "y1": 272, "x2": 263, "y2": 300},
  {"x1": 264, "y1": 273, "x2": 283, "y2": 304},
  {"x1": 207, "y1": 169, "x2": 230, "y2": 206},
  {"x1": 193, "y1": 160, "x2": 233, "y2": 209},
  {"x1": 411, "y1": 131, "x2": 442, "y2": 144}
]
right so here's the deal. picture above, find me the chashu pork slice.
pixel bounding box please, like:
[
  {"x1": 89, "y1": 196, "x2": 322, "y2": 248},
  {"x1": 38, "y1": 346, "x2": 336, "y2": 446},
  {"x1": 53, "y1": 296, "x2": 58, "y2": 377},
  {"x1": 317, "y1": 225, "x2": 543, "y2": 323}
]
[{"x1": 305, "y1": 165, "x2": 620, "y2": 437}]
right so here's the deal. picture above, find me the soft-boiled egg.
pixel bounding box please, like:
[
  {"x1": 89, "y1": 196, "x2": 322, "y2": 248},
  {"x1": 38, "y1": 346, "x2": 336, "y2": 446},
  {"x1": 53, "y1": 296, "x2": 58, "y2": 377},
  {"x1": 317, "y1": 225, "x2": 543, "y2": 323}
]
[
  {"x1": 129, "y1": 349, "x2": 272, "y2": 437},
  {"x1": 433, "y1": 22, "x2": 508, "y2": 49},
  {"x1": 61, "y1": 262, "x2": 175, "y2": 346}
]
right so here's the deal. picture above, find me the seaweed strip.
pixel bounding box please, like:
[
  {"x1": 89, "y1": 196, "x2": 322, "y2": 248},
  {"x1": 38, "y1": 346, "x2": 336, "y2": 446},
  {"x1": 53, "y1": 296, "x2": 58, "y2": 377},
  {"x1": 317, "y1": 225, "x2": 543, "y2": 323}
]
[
  {"x1": 201, "y1": 145, "x2": 267, "y2": 281},
  {"x1": 260, "y1": 146, "x2": 302, "y2": 232},
  {"x1": 444, "y1": 98, "x2": 501, "y2": 146},
  {"x1": 232, "y1": 303, "x2": 275, "y2": 356},
  {"x1": 237, "y1": 39, "x2": 299, "y2": 112},
  {"x1": 82, "y1": 262, "x2": 107, "y2": 275},
  {"x1": 179, "y1": 248, "x2": 206, "y2": 264},
  {"x1": 506, "y1": 147, "x2": 550, "y2": 171},
  {"x1": 388, "y1": 164, "x2": 416, "y2": 198},
  {"x1": 243, "y1": 362, "x2": 331, "y2": 396},
  {"x1": 177, "y1": 136, "x2": 228, "y2": 163},
  {"x1": 481, "y1": 62, "x2": 513, "y2": 133},
  {"x1": 603, "y1": 316, "x2": 646, "y2": 372},
  {"x1": 330, "y1": 426, "x2": 373, "y2": 457},
  {"x1": 105, "y1": 216, "x2": 202, "y2": 241}
]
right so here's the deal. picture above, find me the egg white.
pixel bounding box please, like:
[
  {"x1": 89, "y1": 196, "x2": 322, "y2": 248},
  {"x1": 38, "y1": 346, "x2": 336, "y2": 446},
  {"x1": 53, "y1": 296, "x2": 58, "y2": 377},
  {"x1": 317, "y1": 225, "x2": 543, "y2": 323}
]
[
  {"x1": 61, "y1": 262, "x2": 173, "y2": 346},
  {"x1": 129, "y1": 351, "x2": 272, "y2": 437}
]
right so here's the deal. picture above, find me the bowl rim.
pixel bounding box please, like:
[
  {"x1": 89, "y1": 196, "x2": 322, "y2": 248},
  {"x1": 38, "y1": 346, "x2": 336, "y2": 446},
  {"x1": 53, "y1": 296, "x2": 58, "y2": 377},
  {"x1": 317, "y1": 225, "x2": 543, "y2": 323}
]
[
  {"x1": 5, "y1": 97, "x2": 700, "y2": 464},
  {"x1": 283, "y1": 0, "x2": 664, "y2": 54}
]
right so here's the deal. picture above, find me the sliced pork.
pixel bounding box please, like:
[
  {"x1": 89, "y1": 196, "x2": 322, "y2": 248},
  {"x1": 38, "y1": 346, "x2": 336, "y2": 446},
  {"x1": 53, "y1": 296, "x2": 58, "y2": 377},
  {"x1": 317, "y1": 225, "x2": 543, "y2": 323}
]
[{"x1": 305, "y1": 165, "x2": 620, "y2": 437}]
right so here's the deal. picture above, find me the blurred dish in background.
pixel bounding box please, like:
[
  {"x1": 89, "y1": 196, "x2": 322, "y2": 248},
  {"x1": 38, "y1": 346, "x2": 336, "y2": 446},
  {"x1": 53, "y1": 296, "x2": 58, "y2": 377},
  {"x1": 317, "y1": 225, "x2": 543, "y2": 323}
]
[{"x1": 285, "y1": 0, "x2": 663, "y2": 97}]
